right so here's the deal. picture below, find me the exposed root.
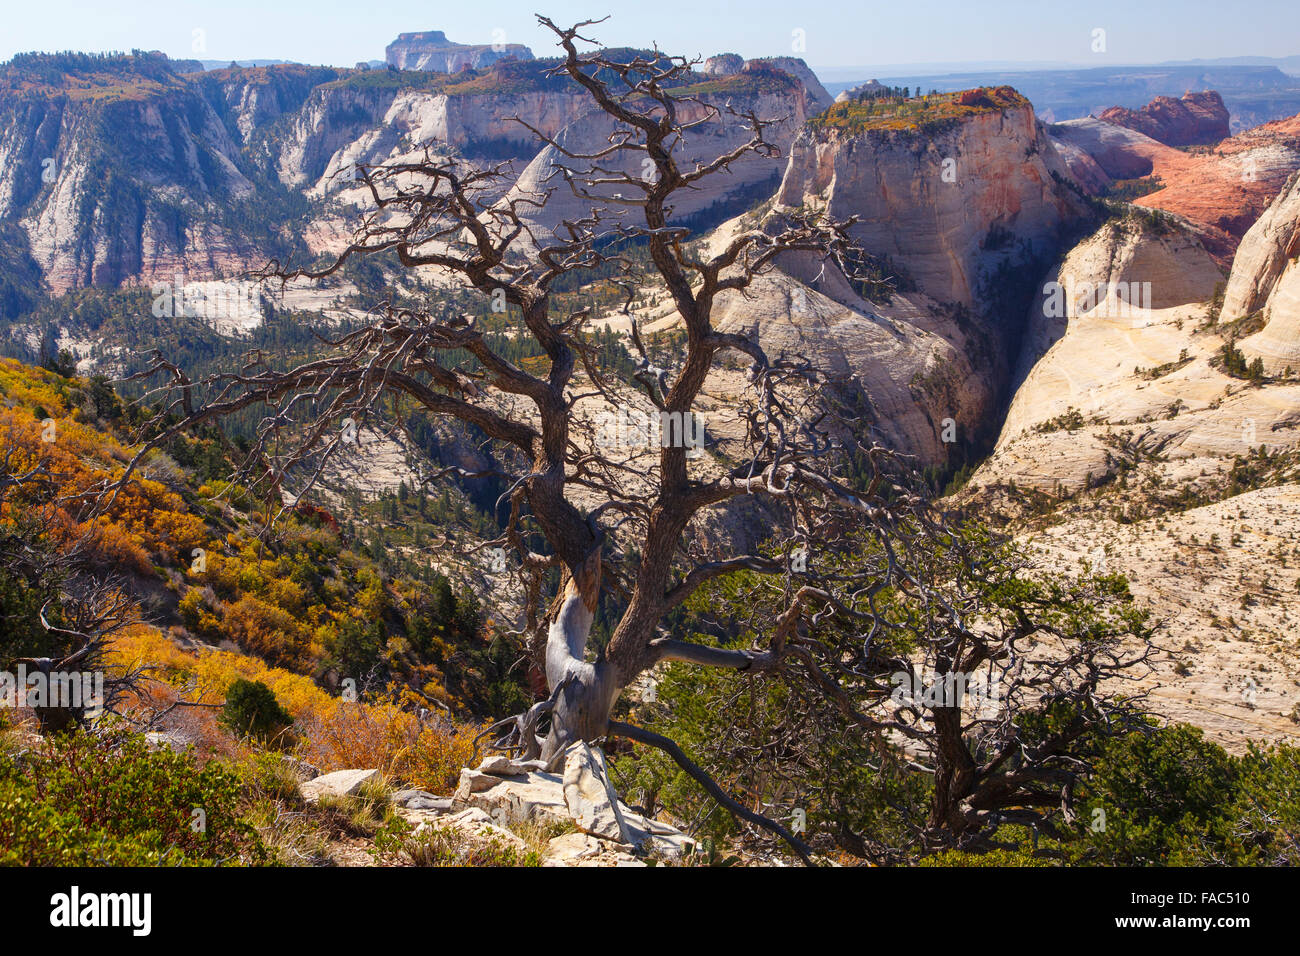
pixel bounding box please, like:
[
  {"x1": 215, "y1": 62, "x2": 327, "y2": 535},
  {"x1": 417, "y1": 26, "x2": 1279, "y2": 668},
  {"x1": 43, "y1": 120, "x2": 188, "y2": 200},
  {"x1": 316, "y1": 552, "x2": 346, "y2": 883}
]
[
  {"x1": 475, "y1": 673, "x2": 576, "y2": 762},
  {"x1": 607, "y1": 719, "x2": 816, "y2": 865}
]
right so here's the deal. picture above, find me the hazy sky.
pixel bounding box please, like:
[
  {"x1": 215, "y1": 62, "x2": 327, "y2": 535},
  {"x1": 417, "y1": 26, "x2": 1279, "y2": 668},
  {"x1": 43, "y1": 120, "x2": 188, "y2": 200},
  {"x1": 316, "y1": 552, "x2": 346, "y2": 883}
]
[{"x1": 2, "y1": 0, "x2": 1298, "y2": 70}]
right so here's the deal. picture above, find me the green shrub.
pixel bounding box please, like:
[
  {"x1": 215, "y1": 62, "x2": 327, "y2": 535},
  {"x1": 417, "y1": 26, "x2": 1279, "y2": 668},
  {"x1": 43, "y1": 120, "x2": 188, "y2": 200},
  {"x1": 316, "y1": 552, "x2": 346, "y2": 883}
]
[
  {"x1": 220, "y1": 678, "x2": 294, "y2": 742},
  {"x1": 0, "y1": 732, "x2": 265, "y2": 865},
  {"x1": 1070, "y1": 723, "x2": 1242, "y2": 865}
]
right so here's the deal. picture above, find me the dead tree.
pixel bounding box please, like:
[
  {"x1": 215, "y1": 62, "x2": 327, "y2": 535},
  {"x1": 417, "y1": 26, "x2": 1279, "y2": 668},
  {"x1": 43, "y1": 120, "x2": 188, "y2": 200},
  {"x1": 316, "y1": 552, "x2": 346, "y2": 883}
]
[
  {"x1": 1, "y1": 450, "x2": 147, "y2": 731},
  {"x1": 108, "y1": 17, "x2": 950, "y2": 861}
]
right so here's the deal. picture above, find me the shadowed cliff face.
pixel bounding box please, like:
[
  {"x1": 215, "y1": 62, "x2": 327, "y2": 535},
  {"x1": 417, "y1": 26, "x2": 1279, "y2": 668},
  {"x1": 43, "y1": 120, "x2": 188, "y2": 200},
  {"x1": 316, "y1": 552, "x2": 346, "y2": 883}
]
[
  {"x1": 0, "y1": 59, "x2": 345, "y2": 293},
  {"x1": 708, "y1": 265, "x2": 1001, "y2": 466},
  {"x1": 1, "y1": 87, "x2": 261, "y2": 291}
]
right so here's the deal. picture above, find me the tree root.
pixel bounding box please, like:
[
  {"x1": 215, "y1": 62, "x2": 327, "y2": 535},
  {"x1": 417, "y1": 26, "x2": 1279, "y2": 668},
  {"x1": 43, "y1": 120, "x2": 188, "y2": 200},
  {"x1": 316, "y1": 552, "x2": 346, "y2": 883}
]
[{"x1": 475, "y1": 674, "x2": 576, "y2": 762}]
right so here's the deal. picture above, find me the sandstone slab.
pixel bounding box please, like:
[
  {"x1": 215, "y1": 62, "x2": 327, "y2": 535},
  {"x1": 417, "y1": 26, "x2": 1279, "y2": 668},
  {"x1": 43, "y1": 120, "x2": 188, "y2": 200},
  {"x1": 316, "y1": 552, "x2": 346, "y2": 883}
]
[
  {"x1": 391, "y1": 789, "x2": 453, "y2": 811},
  {"x1": 562, "y1": 742, "x2": 631, "y2": 843},
  {"x1": 300, "y1": 768, "x2": 381, "y2": 802},
  {"x1": 453, "y1": 767, "x2": 571, "y2": 827},
  {"x1": 543, "y1": 831, "x2": 645, "y2": 867},
  {"x1": 453, "y1": 743, "x2": 698, "y2": 861}
]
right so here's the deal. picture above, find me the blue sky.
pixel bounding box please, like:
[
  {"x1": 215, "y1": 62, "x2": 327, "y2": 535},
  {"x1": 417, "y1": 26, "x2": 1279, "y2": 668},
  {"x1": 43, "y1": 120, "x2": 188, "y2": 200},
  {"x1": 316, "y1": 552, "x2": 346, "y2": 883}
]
[{"x1": 2, "y1": 0, "x2": 1298, "y2": 70}]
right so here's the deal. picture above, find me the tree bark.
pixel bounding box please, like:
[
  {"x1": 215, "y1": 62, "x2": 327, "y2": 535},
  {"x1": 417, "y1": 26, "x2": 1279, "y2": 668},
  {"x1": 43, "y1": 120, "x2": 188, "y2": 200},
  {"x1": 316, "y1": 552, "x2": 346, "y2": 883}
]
[
  {"x1": 539, "y1": 554, "x2": 620, "y2": 764},
  {"x1": 928, "y1": 704, "x2": 978, "y2": 839}
]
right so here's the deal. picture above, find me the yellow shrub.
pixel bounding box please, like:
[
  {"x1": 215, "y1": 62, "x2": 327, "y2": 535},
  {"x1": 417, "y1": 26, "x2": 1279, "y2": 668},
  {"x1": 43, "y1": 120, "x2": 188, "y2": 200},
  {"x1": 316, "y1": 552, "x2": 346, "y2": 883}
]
[
  {"x1": 109, "y1": 626, "x2": 483, "y2": 791},
  {"x1": 221, "y1": 593, "x2": 311, "y2": 669}
]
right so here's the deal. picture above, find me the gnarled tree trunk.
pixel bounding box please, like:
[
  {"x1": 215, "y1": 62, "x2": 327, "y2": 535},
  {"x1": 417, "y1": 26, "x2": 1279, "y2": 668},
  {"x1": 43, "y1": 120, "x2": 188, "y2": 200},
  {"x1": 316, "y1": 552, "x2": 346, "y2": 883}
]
[{"x1": 539, "y1": 556, "x2": 622, "y2": 764}]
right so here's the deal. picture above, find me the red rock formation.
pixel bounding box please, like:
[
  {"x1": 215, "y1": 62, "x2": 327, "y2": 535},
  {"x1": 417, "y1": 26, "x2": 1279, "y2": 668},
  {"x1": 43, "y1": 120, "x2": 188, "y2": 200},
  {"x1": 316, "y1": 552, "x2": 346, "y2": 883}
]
[
  {"x1": 1135, "y1": 114, "x2": 1300, "y2": 261},
  {"x1": 1053, "y1": 112, "x2": 1300, "y2": 263},
  {"x1": 1099, "y1": 90, "x2": 1230, "y2": 147}
]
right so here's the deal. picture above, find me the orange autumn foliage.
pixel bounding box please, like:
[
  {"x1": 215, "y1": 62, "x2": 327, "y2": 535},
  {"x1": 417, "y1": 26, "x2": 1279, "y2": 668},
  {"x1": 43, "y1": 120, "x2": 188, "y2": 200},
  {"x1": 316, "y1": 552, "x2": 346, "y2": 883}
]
[
  {"x1": 0, "y1": 360, "x2": 206, "y2": 571},
  {"x1": 111, "y1": 626, "x2": 482, "y2": 794},
  {"x1": 3, "y1": 357, "x2": 493, "y2": 792}
]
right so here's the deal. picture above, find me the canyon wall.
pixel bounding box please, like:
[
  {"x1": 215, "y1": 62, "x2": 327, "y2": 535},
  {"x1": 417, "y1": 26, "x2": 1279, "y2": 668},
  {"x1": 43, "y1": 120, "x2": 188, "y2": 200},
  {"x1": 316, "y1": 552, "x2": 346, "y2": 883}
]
[
  {"x1": 776, "y1": 92, "x2": 1084, "y2": 310},
  {"x1": 1098, "y1": 90, "x2": 1230, "y2": 147},
  {"x1": 504, "y1": 65, "x2": 821, "y2": 236}
]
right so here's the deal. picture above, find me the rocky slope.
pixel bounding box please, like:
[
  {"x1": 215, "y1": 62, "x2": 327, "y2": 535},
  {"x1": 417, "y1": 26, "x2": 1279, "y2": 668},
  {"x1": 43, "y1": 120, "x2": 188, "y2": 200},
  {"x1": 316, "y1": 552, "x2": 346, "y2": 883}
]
[
  {"x1": 308, "y1": 85, "x2": 590, "y2": 200},
  {"x1": 1021, "y1": 485, "x2": 1300, "y2": 747},
  {"x1": 267, "y1": 80, "x2": 409, "y2": 188},
  {"x1": 1010, "y1": 213, "x2": 1223, "y2": 384},
  {"x1": 709, "y1": 268, "x2": 996, "y2": 465},
  {"x1": 965, "y1": 208, "x2": 1300, "y2": 747},
  {"x1": 191, "y1": 64, "x2": 342, "y2": 143},
  {"x1": 1098, "y1": 90, "x2": 1230, "y2": 147},
  {"x1": 977, "y1": 212, "x2": 1298, "y2": 495}
]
